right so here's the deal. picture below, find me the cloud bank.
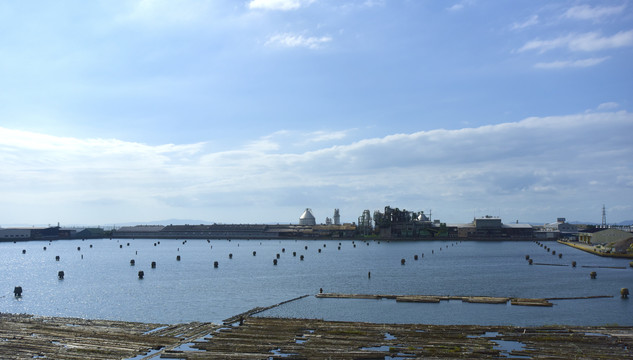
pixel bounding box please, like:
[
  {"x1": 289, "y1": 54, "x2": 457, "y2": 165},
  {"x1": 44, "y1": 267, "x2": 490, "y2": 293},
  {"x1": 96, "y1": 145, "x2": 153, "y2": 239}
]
[{"x1": 1, "y1": 111, "x2": 631, "y2": 224}]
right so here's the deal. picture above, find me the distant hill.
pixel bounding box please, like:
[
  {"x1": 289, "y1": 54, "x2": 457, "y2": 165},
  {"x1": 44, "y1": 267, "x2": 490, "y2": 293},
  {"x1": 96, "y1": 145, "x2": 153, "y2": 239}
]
[
  {"x1": 568, "y1": 220, "x2": 633, "y2": 226},
  {"x1": 114, "y1": 219, "x2": 213, "y2": 227}
]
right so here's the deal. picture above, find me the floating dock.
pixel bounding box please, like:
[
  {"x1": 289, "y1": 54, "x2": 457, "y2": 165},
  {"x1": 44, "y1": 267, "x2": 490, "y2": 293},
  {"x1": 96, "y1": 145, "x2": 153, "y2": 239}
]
[{"x1": 316, "y1": 293, "x2": 555, "y2": 307}]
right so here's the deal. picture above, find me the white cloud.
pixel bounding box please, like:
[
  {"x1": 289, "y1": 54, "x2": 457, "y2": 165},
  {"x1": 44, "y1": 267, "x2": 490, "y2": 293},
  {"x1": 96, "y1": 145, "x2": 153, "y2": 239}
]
[
  {"x1": 511, "y1": 15, "x2": 539, "y2": 30},
  {"x1": 363, "y1": 0, "x2": 385, "y2": 7},
  {"x1": 597, "y1": 102, "x2": 620, "y2": 110},
  {"x1": 519, "y1": 30, "x2": 633, "y2": 53},
  {"x1": 265, "y1": 32, "x2": 332, "y2": 49},
  {"x1": 447, "y1": 0, "x2": 474, "y2": 12},
  {"x1": 2, "y1": 111, "x2": 632, "y2": 224},
  {"x1": 248, "y1": 0, "x2": 315, "y2": 11},
  {"x1": 564, "y1": 4, "x2": 626, "y2": 21},
  {"x1": 534, "y1": 57, "x2": 609, "y2": 69}
]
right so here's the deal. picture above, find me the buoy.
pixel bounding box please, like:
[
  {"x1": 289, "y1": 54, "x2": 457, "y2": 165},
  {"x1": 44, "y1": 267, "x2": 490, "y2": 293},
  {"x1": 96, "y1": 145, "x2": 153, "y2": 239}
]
[
  {"x1": 572, "y1": 261, "x2": 576, "y2": 267},
  {"x1": 253, "y1": 251, "x2": 256, "y2": 256},
  {"x1": 323, "y1": 244, "x2": 326, "y2": 248},
  {"x1": 590, "y1": 271, "x2": 597, "y2": 279},
  {"x1": 305, "y1": 246, "x2": 308, "y2": 250},
  {"x1": 300, "y1": 255, "x2": 304, "y2": 261},
  {"x1": 293, "y1": 252, "x2": 296, "y2": 256},
  {"x1": 120, "y1": 245, "x2": 123, "y2": 248},
  {"x1": 138, "y1": 271, "x2": 144, "y2": 279},
  {"x1": 58, "y1": 271, "x2": 64, "y2": 279},
  {"x1": 77, "y1": 247, "x2": 80, "y2": 251},
  {"x1": 353, "y1": 244, "x2": 356, "y2": 248},
  {"x1": 401, "y1": 258, "x2": 406, "y2": 265},
  {"x1": 275, "y1": 253, "x2": 280, "y2": 259},
  {"x1": 229, "y1": 253, "x2": 233, "y2": 259},
  {"x1": 214, "y1": 261, "x2": 219, "y2": 268},
  {"x1": 622, "y1": 288, "x2": 629, "y2": 298},
  {"x1": 14, "y1": 286, "x2": 22, "y2": 297},
  {"x1": 282, "y1": 248, "x2": 285, "y2": 253},
  {"x1": 273, "y1": 259, "x2": 278, "y2": 265},
  {"x1": 318, "y1": 249, "x2": 321, "y2": 253},
  {"x1": 154, "y1": 243, "x2": 156, "y2": 246},
  {"x1": 176, "y1": 255, "x2": 181, "y2": 261},
  {"x1": 22, "y1": 249, "x2": 26, "y2": 254},
  {"x1": 43, "y1": 247, "x2": 47, "y2": 251},
  {"x1": 414, "y1": 255, "x2": 418, "y2": 260},
  {"x1": 151, "y1": 261, "x2": 156, "y2": 269},
  {"x1": 127, "y1": 243, "x2": 130, "y2": 246},
  {"x1": 90, "y1": 244, "x2": 93, "y2": 248},
  {"x1": 528, "y1": 259, "x2": 533, "y2": 265},
  {"x1": 368, "y1": 271, "x2": 371, "y2": 278},
  {"x1": 130, "y1": 259, "x2": 135, "y2": 266},
  {"x1": 55, "y1": 256, "x2": 60, "y2": 261},
  {"x1": 338, "y1": 246, "x2": 341, "y2": 250}
]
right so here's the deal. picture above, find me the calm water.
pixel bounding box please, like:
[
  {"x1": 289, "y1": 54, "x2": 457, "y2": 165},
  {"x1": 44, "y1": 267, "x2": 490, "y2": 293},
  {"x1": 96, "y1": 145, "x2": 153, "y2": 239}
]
[{"x1": 1, "y1": 238, "x2": 631, "y2": 326}]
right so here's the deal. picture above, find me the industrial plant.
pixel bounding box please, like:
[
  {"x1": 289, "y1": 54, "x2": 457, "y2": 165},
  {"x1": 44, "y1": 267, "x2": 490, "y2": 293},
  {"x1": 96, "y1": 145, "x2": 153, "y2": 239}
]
[{"x1": 2, "y1": 206, "x2": 630, "y2": 244}]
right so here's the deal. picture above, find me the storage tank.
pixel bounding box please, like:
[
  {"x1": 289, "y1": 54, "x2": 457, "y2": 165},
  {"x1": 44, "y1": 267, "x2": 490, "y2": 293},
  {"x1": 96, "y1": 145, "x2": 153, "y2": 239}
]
[{"x1": 299, "y1": 208, "x2": 316, "y2": 225}]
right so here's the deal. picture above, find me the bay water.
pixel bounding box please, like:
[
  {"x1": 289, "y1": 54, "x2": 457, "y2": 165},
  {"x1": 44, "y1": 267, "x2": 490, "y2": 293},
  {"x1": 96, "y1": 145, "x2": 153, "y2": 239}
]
[{"x1": 1, "y1": 238, "x2": 631, "y2": 326}]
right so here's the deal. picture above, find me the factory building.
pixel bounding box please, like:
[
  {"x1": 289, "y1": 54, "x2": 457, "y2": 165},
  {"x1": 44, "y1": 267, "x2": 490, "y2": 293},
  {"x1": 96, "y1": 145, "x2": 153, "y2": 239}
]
[
  {"x1": 453, "y1": 216, "x2": 533, "y2": 240},
  {"x1": 578, "y1": 228, "x2": 633, "y2": 245}
]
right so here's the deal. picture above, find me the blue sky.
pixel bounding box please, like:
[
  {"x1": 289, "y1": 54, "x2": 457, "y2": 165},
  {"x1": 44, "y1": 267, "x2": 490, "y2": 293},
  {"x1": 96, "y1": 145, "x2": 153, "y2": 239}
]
[{"x1": 1, "y1": 0, "x2": 632, "y2": 226}]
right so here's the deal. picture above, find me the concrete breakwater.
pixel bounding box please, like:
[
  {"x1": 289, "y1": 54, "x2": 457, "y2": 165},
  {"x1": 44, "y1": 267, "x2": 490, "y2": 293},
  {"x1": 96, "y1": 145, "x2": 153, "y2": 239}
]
[
  {"x1": 558, "y1": 240, "x2": 633, "y2": 259},
  {"x1": 1, "y1": 313, "x2": 632, "y2": 359}
]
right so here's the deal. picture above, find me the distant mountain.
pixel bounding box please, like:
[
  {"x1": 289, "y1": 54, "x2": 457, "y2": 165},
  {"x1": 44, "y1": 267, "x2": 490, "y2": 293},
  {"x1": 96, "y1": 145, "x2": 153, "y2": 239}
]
[
  {"x1": 568, "y1": 220, "x2": 633, "y2": 226},
  {"x1": 568, "y1": 221, "x2": 598, "y2": 225},
  {"x1": 114, "y1": 219, "x2": 213, "y2": 227}
]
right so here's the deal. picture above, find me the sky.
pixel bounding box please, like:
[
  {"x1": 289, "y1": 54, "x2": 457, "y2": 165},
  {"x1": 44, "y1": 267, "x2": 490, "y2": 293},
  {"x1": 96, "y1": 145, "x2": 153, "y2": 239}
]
[{"x1": 1, "y1": 0, "x2": 632, "y2": 227}]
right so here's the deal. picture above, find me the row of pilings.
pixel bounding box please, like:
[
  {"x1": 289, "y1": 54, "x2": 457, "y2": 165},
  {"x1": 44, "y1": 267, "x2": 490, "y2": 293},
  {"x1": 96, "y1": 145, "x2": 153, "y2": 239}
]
[{"x1": 530, "y1": 241, "x2": 629, "y2": 298}]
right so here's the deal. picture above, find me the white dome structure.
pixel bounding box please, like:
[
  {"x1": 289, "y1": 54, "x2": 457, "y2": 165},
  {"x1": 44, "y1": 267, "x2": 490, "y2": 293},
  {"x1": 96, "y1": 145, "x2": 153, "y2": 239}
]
[{"x1": 299, "y1": 208, "x2": 316, "y2": 225}]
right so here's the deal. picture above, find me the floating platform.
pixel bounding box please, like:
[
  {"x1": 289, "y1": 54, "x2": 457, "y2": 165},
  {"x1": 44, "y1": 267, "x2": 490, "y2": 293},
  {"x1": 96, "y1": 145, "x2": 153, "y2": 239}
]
[
  {"x1": 316, "y1": 293, "x2": 554, "y2": 307},
  {"x1": 2, "y1": 314, "x2": 632, "y2": 359}
]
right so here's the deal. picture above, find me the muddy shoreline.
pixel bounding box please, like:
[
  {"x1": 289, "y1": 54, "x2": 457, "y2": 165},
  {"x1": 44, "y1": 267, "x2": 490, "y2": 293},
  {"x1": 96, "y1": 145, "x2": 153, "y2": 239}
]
[{"x1": 2, "y1": 313, "x2": 632, "y2": 359}]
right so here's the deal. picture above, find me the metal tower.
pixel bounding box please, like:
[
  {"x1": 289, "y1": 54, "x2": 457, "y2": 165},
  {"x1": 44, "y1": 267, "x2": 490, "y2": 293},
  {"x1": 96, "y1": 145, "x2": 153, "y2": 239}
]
[{"x1": 601, "y1": 205, "x2": 607, "y2": 228}]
